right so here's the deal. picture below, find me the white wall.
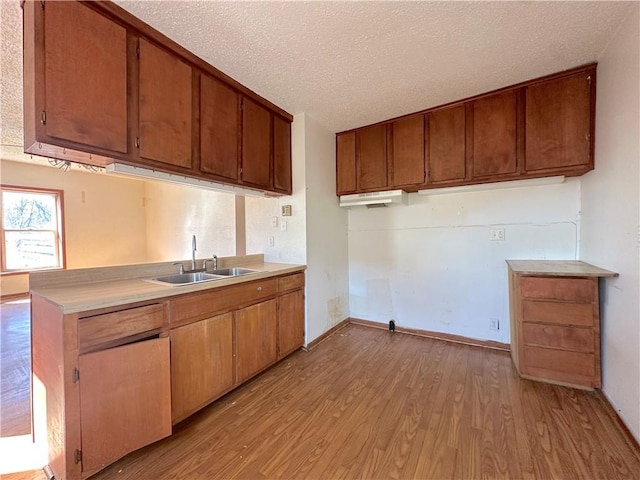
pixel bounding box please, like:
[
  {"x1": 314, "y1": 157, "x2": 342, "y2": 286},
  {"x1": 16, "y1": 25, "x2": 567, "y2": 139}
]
[
  {"x1": 246, "y1": 114, "x2": 307, "y2": 265},
  {"x1": 0, "y1": 159, "x2": 148, "y2": 295},
  {"x1": 349, "y1": 180, "x2": 581, "y2": 343},
  {"x1": 580, "y1": 5, "x2": 639, "y2": 442},
  {"x1": 246, "y1": 113, "x2": 350, "y2": 343},
  {"x1": 143, "y1": 181, "x2": 236, "y2": 262},
  {"x1": 303, "y1": 115, "x2": 350, "y2": 341}
]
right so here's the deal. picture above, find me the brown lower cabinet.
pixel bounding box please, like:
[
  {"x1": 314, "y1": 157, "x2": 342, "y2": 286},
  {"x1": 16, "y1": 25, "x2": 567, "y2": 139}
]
[
  {"x1": 170, "y1": 313, "x2": 234, "y2": 423},
  {"x1": 507, "y1": 260, "x2": 617, "y2": 389},
  {"x1": 31, "y1": 269, "x2": 305, "y2": 480},
  {"x1": 236, "y1": 299, "x2": 278, "y2": 383},
  {"x1": 79, "y1": 337, "x2": 172, "y2": 477}
]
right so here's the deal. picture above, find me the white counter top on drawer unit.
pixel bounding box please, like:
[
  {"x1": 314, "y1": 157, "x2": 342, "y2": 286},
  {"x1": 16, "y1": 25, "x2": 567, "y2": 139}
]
[{"x1": 506, "y1": 260, "x2": 618, "y2": 278}]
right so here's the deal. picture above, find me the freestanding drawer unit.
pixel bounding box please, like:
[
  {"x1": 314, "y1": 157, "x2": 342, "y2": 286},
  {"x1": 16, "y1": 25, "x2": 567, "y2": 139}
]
[{"x1": 507, "y1": 260, "x2": 617, "y2": 389}]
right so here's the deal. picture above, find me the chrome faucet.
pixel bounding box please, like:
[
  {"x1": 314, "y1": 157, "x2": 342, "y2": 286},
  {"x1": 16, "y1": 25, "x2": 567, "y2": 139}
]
[
  {"x1": 191, "y1": 235, "x2": 197, "y2": 271},
  {"x1": 202, "y1": 255, "x2": 217, "y2": 272}
]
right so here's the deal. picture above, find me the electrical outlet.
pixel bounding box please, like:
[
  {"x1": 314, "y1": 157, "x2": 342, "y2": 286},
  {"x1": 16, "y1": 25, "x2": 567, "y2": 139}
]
[
  {"x1": 490, "y1": 228, "x2": 505, "y2": 241},
  {"x1": 489, "y1": 318, "x2": 499, "y2": 330},
  {"x1": 268, "y1": 236, "x2": 275, "y2": 247},
  {"x1": 280, "y1": 221, "x2": 287, "y2": 232},
  {"x1": 271, "y1": 216, "x2": 278, "y2": 228}
]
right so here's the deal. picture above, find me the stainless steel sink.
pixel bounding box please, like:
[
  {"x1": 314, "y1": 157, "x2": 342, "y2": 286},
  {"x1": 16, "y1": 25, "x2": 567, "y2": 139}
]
[
  {"x1": 150, "y1": 272, "x2": 223, "y2": 285},
  {"x1": 208, "y1": 268, "x2": 260, "y2": 276}
]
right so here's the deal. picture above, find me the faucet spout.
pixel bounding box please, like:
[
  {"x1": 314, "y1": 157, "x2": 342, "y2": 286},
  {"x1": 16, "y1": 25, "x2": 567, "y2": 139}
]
[{"x1": 191, "y1": 235, "x2": 197, "y2": 270}]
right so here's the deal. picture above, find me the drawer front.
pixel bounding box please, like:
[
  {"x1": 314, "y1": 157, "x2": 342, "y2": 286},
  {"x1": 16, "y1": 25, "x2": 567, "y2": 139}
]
[
  {"x1": 522, "y1": 345, "x2": 595, "y2": 378},
  {"x1": 78, "y1": 303, "x2": 164, "y2": 351},
  {"x1": 520, "y1": 276, "x2": 594, "y2": 303},
  {"x1": 522, "y1": 300, "x2": 594, "y2": 327},
  {"x1": 170, "y1": 278, "x2": 277, "y2": 324},
  {"x1": 522, "y1": 323, "x2": 595, "y2": 353},
  {"x1": 278, "y1": 272, "x2": 305, "y2": 292}
]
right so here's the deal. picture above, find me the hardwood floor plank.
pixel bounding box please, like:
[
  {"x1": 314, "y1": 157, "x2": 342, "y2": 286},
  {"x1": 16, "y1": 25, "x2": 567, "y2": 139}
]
[
  {"x1": 0, "y1": 300, "x2": 31, "y2": 438},
  {"x1": 4, "y1": 323, "x2": 639, "y2": 480}
]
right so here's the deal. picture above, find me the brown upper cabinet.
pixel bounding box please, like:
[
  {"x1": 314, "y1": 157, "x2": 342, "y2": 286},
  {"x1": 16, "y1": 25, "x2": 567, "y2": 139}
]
[
  {"x1": 23, "y1": 1, "x2": 128, "y2": 159},
  {"x1": 389, "y1": 115, "x2": 425, "y2": 187},
  {"x1": 335, "y1": 64, "x2": 596, "y2": 196},
  {"x1": 137, "y1": 38, "x2": 193, "y2": 170},
  {"x1": 525, "y1": 70, "x2": 594, "y2": 173},
  {"x1": 23, "y1": 0, "x2": 293, "y2": 196},
  {"x1": 357, "y1": 124, "x2": 388, "y2": 191},
  {"x1": 273, "y1": 115, "x2": 293, "y2": 193},
  {"x1": 200, "y1": 74, "x2": 240, "y2": 181},
  {"x1": 469, "y1": 90, "x2": 519, "y2": 178},
  {"x1": 241, "y1": 97, "x2": 272, "y2": 189},
  {"x1": 427, "y1": 104, "x2": 466, "y2": 184},
  {"x1": 336, "y1": 132, "x2": 356, "y2": 195}
]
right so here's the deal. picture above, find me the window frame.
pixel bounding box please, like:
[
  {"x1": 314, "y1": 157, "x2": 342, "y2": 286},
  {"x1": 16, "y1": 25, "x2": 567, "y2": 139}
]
[{"x1": 0, "y1": 184, "x2": 66, "y2": 275}]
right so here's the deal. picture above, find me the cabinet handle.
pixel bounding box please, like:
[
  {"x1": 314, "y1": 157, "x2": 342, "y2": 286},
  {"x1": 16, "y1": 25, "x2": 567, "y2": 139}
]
[{"x1": 257, "y1": 286, "x2": 262, "y2": 291}]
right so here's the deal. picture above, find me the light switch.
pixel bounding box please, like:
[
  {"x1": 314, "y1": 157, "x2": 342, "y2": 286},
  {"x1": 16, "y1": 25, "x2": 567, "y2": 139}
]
[{"x1": 271, "y1": 216, "x2": 278, "y2": 228}]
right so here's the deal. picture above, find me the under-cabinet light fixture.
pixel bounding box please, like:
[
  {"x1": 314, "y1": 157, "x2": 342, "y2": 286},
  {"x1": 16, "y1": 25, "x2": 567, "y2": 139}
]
[
  {"x1": 417, "y1": 175, "x2": 565, "y2": 196},
  {"x1": 105, "y1": 163, "x2": 268, "y2": 197}
]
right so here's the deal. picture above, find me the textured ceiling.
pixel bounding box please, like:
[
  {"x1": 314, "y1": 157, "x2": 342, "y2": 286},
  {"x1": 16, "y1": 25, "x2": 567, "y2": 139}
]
[
  {"x1": 112, "y1": 0, "x2": 634, "y2": 133},
  {"x1": 0, "y1": 0, "x2": 635, "y2": 167}
]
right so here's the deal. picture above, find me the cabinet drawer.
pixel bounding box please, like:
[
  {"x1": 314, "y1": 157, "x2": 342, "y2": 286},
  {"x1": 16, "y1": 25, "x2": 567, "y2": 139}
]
[
  {"x1": 520, "y1": 276, "x2": 594, "y2": 303},
  {"x1": 523, "y1": 346, "x2": 595, "y2": 378},
  {"x1": 170, "y1": 279, "x2": 277, "y2": 324},
  {"x1": 78, "y1": 304, "x2": 164, "y2": 352},
  {"x1": 522, "y1": 300, "x2": 593, "y2": 327},
  {"x1": 522, "y1": 323, "x2": 594, "y2": 353},
  {"x1": 278, "y1": 272, "x2": 305, "y2": 292}
]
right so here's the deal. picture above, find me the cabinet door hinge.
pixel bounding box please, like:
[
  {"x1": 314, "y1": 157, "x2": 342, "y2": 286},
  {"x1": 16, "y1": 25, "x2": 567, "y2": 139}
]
[
  {"x1": 587, "y1": 75, "x2": 591, "y2": 84},
  {"x1": 72, "y1": 368, "x2": 80, "y2": 383},
  {"x1": 40, "y1": 111, "x2": 46, "y2": 125},
  {"x1": 40, "y1": 0, "x2": 45, "y2": 10},
  {"x1": 135, "y1": 137, "x2": 140, "y2": 149},
  {"x1": 74, "y1": 449, "x2": 82, "y2": 464},
  {"x1": 136, "y1": 42, "x2": 140, "y2": 59}
]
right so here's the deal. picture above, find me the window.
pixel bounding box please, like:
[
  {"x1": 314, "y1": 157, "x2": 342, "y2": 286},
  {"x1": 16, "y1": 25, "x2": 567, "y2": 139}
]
[{"x1": 0, "y1": 186, "x2": 65, "y2": 272}]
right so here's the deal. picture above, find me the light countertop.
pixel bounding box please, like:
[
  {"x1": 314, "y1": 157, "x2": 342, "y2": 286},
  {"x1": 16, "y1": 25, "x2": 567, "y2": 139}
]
[
  {"x1": 30, "y1": 255, "x2": 305, "y2": 314},
  {"x1": 506, "y1": 260, "x2": 618, "y2": 278}
]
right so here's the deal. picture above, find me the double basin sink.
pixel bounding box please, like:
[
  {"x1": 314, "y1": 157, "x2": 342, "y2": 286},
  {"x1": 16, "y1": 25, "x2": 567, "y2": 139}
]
[{"x1": 151, "y1": 268, "x2": 259, "y2": 286}]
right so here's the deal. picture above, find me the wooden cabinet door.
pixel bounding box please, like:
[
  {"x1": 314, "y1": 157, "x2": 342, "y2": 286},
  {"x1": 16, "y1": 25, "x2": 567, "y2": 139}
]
[
  {"x1": 471, "y1": 91, "x2": 517, "y2": 178},
  {"x1": 278, "y1": 290, "x2": 305, "y2": 358},
  {"x1": 390, "y1": 115, "x2": 425, "y2": 187},
  {"x1": 79, "y1": 337, "x2": 171, "y2": 475},
  {"x1": 170, "y1": 313, "x2": 234, "y2": 423},
  {"x1": 200, "y1": 74, "x2": 240, "y2": 181},
  {"x1": 525, "y1": 71, "x2": 593, "y2": 172},
  {"x1": 336, "y1": 132, "x2": 356, "y2": 195},
  {"x1": 357, "y1": 124, "x2": 388, "y2": 190},
  {"x1": 241, "y1": 97, "x2": 272, "y2": 188},
  {"x1": 427, "y1": 104, "x2": 466, "y2": 183},
  {"x1": 273, "y1": 115, "x2": 292, "y2": 193},
  {"x1": 138, "y1": 38, "x2": 192, "y2": 169},
  {"x1": 43, "y1": 1, "x2": 127, "y2": 153},
  {"x1": 236, "y1": 299, "x2": 277, "y2": 383}
]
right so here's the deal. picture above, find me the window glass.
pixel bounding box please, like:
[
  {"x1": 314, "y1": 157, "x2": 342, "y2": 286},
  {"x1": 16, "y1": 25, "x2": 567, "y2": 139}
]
[{"x1": 1, "y1": 187, "x2": 64, "y2": 272}]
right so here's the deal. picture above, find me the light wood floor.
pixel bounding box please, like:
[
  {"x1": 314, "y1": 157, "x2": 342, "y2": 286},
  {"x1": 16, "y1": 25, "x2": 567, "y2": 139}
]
[
  {"x1": 0, "y1": 299, "x2": 31, "y2": 438},
  {"x1": 6, "y1": 323, "x2": 640, "y2": 479}
]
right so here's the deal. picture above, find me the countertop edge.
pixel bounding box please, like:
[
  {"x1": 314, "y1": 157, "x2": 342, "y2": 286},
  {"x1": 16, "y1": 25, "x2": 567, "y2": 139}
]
[
  {"x1": 31, "y1": 263, "x2": 306, "y2": 314},
  {"x1": 506, "y1": 260, "x2": 618, "y2": 278}
]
